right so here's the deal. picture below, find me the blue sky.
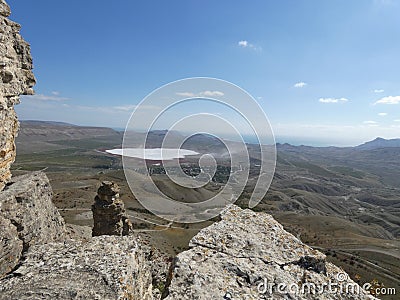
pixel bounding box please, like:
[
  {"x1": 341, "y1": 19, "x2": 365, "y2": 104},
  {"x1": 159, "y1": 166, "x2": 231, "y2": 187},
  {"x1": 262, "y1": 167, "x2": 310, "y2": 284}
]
[{"x1": 8, "y1": 0, "x2": 400, "y2": 146}]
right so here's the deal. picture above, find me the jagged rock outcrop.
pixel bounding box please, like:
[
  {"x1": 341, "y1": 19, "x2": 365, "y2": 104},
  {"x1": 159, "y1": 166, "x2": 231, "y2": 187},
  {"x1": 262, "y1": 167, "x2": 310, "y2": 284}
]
[
  {"x1": 92, "y1": 181, "x2": 133, "y2": 236},
  {"x1": 0, "y1": 172, "x2": 66, "y2": 278},
  {"x1": 163, "y1": 205, "x2": 375, "y2": 300},
  {"x1": 0, "y1": 0, "x2": 36, "y2": 191},
  {"x1": 0, "y1": 236, "x2": 153, "y2": 300}
]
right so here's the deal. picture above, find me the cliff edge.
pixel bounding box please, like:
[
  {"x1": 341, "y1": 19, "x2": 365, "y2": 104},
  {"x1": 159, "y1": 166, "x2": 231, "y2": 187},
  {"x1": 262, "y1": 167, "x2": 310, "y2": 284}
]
[
  {"x1": 163, "y1": 205, "x2": 375, "y2": 299},
  {"x1": 0, "y1": 0, "x2": 36, "y2": 191}
]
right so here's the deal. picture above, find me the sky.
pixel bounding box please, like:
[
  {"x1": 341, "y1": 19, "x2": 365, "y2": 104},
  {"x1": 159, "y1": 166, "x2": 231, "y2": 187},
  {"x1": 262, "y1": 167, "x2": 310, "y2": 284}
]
[{"x1": 7, "y1": 0, "x2": 400, "y2": 146}]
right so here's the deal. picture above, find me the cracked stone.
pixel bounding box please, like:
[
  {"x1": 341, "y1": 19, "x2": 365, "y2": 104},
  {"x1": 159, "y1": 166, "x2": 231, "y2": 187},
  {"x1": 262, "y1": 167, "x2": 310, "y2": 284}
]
[{"x1": 163, "y1": 205, "x2": 376, "y2": 300}]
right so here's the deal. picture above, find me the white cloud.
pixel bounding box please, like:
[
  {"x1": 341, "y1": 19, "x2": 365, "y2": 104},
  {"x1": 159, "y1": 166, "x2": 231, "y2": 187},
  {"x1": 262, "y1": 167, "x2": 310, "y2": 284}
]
[
  {"x1": 51, "y1": 91, "x2": 60, "y2": 95},
  {"x1": 374, "y1": 95, "x2": 400, "y2": 105},
  {"x1": 378, "y1": 112, "x2": 388, "y2": 116},
  {"x1": 176, "y1": 92, "x2": 195, "y2": 97},
  {"x1": 294, "y1": 82, "x2": 307, "y2": 88},
  {"x1": 22, "y1": 93, "x2": 69, "y2": 102},
  {"x1": 237, "y1": 40, "x2": 262, "y2": 51},
  {"x1": 201, "y1": 90, "x2": 224, "y2": 97},
  {"x1": 113, "y1": 105, "x2": 138, "y2": 111},
  {"x1": 394, "y1": 119, "x2": 400, "y2": 122},
  {"x1": 176, "y1": 91, "x2": 224, "y2": 98},
  {"x1": 373, "y1": 89, "x2": 384, "y2": 93},
  {"x1": 238, "y1": 40, "x2": 248, "y2": 47},
  {"x1": 112, "y1": 104, "x2": 159, "y2": 111},
  {"x1": 363, "y1": 120, "x2": 378, "y2": 125},
  {"x1": 319, "y1": 97, "x2": 349, "y2": 103}
]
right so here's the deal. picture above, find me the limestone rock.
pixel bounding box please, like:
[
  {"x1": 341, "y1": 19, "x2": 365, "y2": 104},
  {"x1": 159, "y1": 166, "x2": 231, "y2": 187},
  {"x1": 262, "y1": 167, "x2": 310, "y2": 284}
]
[
  {"x1": 0, "y1": 172, "x2": 66, "y2": 253},
  {"x1": 0, "y1": 215, "x2": 22, "y2": 278},
  {"x1": 0, "y1": 236, "x2": 153, "y2": 300},
  {"x1": 92, "y1": 181, "x2": 133, "y2": 236},
  {"x1": 0, "y1": 0, "x2": 36, "y2": 190},
  {"x1": 164, "y1": 205, "x2": 376, "y2": 299}
]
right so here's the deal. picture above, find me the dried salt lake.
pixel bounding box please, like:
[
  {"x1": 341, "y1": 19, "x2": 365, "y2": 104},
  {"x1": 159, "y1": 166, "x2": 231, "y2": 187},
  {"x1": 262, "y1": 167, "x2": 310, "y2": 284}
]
[{"x1": 105, "y1": 148, "x2": 199, "y2": 160}]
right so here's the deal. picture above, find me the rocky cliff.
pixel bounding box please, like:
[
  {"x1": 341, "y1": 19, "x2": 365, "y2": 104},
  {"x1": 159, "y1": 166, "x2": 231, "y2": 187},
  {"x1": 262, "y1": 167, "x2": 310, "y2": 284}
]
[
  {"x1": 0, "y1": 172, "x2": 154, "y2": 300},
  {"x1": 163, "y1": 205, "x2": 375, "y2": 299},
  {"x1": 0, "y1": 0, "x2": 35, "y2": 191},
  {"x1": 0, "y1": 236, "x2": 153, "y2": 300},
  {"x1": 0, "y1": 2, "x2": 153, "y2": 299},
  {"x1": 0, "y1": 172, "x2": 66, "y2": 279}
]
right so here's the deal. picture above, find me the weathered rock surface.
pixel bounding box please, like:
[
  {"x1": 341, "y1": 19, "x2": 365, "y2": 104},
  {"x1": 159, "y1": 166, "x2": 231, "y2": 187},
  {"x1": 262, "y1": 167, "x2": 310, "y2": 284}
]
[
  {"x1": 0, "y1": 0, "x2": 36, "y2": 190},
  {"x1": 0, "y1": 215, "x2": 22, "y2": 277},
  {"x1": 164, "y1": 205, "x2": 375, "y2": 299},
  {"x1": 0, "y1": 236, "x2": 153, "y2": 300},
  {"x1": 0, "y1": 172, "x2": 66, "y2": 278},
  {"x1": 92, "y1": 181, "x2": 133, "y2": 236}
]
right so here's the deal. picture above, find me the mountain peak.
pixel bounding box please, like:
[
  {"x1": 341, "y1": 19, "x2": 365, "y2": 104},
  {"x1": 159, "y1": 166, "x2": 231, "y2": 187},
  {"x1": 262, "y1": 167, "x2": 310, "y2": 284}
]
[{"x1": 356, "y1": 137, "x2": 400, "y2": 150}]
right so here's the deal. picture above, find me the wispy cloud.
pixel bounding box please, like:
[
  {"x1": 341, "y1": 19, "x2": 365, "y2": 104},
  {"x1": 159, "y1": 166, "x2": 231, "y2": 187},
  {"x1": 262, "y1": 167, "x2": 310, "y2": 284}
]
[
  {"x1": 176, "y1": 91, "x2": 225, "y2": 98},
  {"x1": 373, "y1": 89, "x2": 384, "y2": 93},
  {"x1": 22, "y1": 93, "x2": 69, "y2": 102},
  {"x1": 113, "y1": 105, "x2": 138, "y2": 111},
  {"x1": 237, "y1": 40, "x2": 262, "y2": 51},
  {"x1": 374, "y1": 95, "x2": 400, "y2": 105},
  {"x1": 175, "y1": 92, "x2": 195, "y2": 97},
  {"x1": 378, "y1": 112, "x2": 388, "y2": 116},
  {"x1": 294, "y1": 82, "x2": 307, "y2": 88},
  {"x1": 394, "y1": 119, "x2": 400, "y2": 122},
  {"x1": 363, "y1": 120, "x2": 378, "y2": 125},
  {"x1": 319, "y1": 97, "x2": 349, "y2": 104},
  {"x1": 112, "y1": 104, "x2": 159, "y2": 111}
]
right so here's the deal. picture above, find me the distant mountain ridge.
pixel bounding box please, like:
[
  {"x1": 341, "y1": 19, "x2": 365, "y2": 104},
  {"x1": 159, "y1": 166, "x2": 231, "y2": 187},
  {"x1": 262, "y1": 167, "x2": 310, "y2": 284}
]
[
  {"x1": 18, "y1": 121, "x2": 400, "y2": 151},
  {"x1": 356, "y1": 137, "x2": 400, "y2": 150},
  {"x1": 20, "y1": 120, "x2": 78, "y2": 127}
]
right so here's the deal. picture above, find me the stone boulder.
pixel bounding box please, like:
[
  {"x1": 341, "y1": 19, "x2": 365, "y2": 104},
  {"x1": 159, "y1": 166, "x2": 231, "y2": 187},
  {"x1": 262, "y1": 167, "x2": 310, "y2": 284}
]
[
  {"x1": 0, "y1": 172, "x2": 66, "y2": 278},
  {"x1": 163, "y1": 205, "x2": 375, "y2": 299},
  {"x1": 0, "y1": 236, "x2": 153, "y2": 300},
  {"x1": 0, "y1": 0, "x2": 36, "y2": 190}
]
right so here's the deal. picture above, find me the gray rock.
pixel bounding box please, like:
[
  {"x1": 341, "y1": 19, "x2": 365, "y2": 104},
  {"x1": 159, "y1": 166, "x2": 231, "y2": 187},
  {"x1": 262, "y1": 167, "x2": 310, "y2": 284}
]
[
  {"x1": 164, "y1": 205, "x2": 376, "y2": 300},
  {"x1": 0, "y1": 0, "x2": 36, "y2": 190},
  {"x1": 92, "y1": 181, "x2": 133, "y2": 237},
  {"x1": 0, "y1": 172, "x2": 66, "y2": 253},
  {"x1": 0, "y1": 236, "x2": 153, "y2": 300},
  {"x1": 0, "y1": 216, "x2": 22, "y2": 278}
]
